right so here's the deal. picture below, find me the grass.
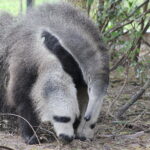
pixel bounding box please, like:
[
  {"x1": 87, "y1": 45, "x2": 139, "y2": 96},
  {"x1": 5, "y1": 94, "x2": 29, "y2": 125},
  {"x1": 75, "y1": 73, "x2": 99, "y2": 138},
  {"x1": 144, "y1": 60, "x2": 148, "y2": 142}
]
[{"x1": 0, "y1": 0, "x2": 60, "y2": 15}]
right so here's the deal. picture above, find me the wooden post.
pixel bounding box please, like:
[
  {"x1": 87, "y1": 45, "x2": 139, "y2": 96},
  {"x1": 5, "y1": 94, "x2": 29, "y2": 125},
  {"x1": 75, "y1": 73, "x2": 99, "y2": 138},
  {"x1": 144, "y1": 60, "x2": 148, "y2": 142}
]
[
  {"x1": 20, "y1": 0, "x2": 23, "y2": 14},
  {"x1": 27, "y1": 0, "x2": 34, "y2": 8}
]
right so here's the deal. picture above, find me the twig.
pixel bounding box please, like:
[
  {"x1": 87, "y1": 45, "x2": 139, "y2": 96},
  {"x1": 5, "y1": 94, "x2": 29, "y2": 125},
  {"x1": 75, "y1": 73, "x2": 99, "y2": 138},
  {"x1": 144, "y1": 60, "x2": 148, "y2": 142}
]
[
  {"x1": 110, "y1": 19, "x2": 150, "y2": 71},
  {"x1": 0, "y1": 113, "x2": 41, "y2": 144},
  {"x1": 108, "y1": 0, "x2": 123, "y2": 10},
  {"x1": 123, "y1": 0, "x2": 150, "y2": 22},
  {"x1": 142, "y1": 38, "x2": 150, "y2": 48},
  {"x1": 105, "y1": 9, "x2": 150, "y2": 35},
  {"x1": 99, "y1": 131, "x2": 145, "y2": 139},
  {"x1": 110, "y1": 54, "x2": 127, "y2": 72},
  {"x1": 105, "y1": 20, "x2": 134, "y2": 35},
  {"x1": 108, "y1": 31, "x2": 129, "y2": 43},
  {"x1": 134, "y1": 0, "x2": 149, "y2": 61},
  {"x1": 39, "y1": 127, "x2": 60, "y2": 144},
  {"x1": 107, "y1": 65, "x2": 129, "y2": 116},
  {"x1": 127, "y1": 19, "x2": 150, "y2": 61},
  {"x1": 135, "y1": 19, "x2": 150, "y2": 46},
  {"x1": 114, "y1": 65, "x2": 129, "y2": 100},
  {"x1": 0, "y1": 146, "x2": 14, "y2": 150},
  {"x1": 98, "y1": 0, "x2": 125, "y2": 32},
  {"x1": 116, "y1": 77, "x2": 150, "y2": 119},
  {"x1": 101, "y1": 18, "x2": 109, "y2": 33},
  {"x1": 127, "y1": 112, "x2": 150, "y2": 116}
]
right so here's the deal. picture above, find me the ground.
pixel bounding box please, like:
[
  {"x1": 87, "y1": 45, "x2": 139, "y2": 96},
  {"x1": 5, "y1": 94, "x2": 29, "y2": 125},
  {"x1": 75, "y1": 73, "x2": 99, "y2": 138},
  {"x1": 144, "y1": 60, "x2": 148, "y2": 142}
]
[
  {"x1": 0, "y1": 132, "x2": 150, "y2": 150},
  {"x1": 0, "y1": 72, "x2": 150, "y2": 150}
]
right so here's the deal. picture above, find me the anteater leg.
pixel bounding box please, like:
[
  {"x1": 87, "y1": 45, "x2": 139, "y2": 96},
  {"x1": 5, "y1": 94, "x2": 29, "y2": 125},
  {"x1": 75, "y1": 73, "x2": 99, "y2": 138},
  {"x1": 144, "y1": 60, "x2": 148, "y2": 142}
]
[{"x1": 7, "y1": 64, "x2": 39, "y2": 144}]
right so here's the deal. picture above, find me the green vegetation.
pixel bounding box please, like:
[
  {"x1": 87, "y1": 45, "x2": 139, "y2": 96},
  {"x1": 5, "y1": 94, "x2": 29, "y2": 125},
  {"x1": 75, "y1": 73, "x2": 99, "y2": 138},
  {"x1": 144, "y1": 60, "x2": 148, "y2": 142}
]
[
  {"x1": 86, "y1": 0, "x2": 149, "y2": 76},
  {"x1": 35, "y1": 0, "x2": 60, "y2": 5},
  {"x1": 0, "y1": 0, "x2": 22, "y2": 15},
  {"x1": 0, "y1": 0, "x2": 60, "y2": 15}
]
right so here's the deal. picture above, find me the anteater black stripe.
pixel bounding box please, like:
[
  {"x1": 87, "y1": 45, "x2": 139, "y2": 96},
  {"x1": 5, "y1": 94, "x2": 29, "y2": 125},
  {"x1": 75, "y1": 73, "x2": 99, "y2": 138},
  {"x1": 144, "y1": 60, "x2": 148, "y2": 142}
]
[
  {"x1": 42, "y1": 30, "x2": 87, "y2": 88},
  {"x1": 53, "y1": 116, "x2": 71, "y2": 123}
]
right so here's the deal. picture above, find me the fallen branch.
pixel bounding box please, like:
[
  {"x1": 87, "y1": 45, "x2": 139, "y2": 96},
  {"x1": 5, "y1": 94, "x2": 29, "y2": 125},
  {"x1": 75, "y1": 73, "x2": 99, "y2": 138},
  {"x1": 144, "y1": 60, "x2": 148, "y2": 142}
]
[
  {"x1": 0, "y1": 146, "x2": 14, "y2": 150},
  {"x1": 99, "y1": 131, "x2": 145, "y2": 139},
  {"x1": 116, "y1": 77, "x2": 150, "y2": 119},
  {"x1": 120, "y1": 131, "x2": 145, "y2": 139}
]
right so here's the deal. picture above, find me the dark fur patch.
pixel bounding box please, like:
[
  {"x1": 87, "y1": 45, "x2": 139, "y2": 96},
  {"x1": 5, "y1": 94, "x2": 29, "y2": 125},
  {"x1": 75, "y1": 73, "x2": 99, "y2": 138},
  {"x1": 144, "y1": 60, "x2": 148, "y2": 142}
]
[
  {"x1": 43, "y1": 80, "x2": 58, "y2": 99},
  {"x1": 42, "y1": 31, "x2": 87, "y2": 89},
  {"x1": 59, "y1": 134, "x2": 73, "y2": 143},
  {"x1": 90, "y1": 123, "x2": 96, "y2": 129},
  {"x1": 73, "y1": 116, "x2": 81, "y2": 129},
  {"x1": 53, "y1": 116, "x2": 71, "y2": 123},
  {"x1": 9, "y1": 65, "x2": 39, "y2": 144}
]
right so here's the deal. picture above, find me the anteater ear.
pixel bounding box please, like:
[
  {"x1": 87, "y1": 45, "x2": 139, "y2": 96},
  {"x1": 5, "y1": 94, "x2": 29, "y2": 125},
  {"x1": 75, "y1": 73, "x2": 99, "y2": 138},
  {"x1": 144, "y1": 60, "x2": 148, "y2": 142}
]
[
  {"x1": 41, "y1": 30, "x2": 59, "y2": 48},
  {"x1": 41, "y1": 30, "x2": 49, "y2": 39}
]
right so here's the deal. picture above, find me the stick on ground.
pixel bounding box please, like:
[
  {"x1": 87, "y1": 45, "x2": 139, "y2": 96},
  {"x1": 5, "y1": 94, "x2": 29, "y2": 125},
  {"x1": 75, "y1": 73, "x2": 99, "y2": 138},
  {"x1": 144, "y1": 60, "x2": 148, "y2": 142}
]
[
  {"x1": 0, "y1": 146, "x2": 15, "y2": 150},
  {"x1": 116, "y1": 77, "x2": 150, "y2": 119}
]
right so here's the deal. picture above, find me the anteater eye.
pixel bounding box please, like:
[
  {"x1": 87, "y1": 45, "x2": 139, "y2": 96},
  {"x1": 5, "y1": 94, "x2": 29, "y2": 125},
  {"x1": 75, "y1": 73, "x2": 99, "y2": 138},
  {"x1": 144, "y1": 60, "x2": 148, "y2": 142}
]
[{"x1": 53, "y1": 116, "x2": 71, "y2": 123}]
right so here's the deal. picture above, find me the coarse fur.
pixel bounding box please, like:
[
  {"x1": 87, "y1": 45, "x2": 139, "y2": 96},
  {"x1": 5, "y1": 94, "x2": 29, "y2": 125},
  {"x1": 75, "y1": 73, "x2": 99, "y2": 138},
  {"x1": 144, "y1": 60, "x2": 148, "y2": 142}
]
[
  {"x1": 25, "y1": 2, "x2": 109, "y2": 139},
  {"x1": 0, "y1": 12, "x2": 14, "y2": 41},
  {"x1": 0, "y1": 13, "x2": 79, "y2": 144},
  {"x1": 0, "y1": 12, "x2": 15, "y2": 111},
  {"x1": 0, "y1": 2, "x2": 109, "y2": 143}
]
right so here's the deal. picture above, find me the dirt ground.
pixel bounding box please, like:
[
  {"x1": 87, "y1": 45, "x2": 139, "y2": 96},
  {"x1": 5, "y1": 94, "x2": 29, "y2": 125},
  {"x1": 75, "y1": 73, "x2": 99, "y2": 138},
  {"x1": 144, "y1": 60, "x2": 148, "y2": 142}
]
[
  {"x1": 0, "y1": 73, "x2": 150, "y2": 150},
  {"x1": 0, "y1": 131, "x2": 150, "y2": 150}
]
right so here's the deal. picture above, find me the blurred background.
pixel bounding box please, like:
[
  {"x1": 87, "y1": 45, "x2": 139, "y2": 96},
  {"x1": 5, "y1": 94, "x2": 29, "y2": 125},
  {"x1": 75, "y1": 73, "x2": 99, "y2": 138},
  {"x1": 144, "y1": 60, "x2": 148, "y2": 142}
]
[{"x1": 0, "y1": 0, "x2": 60, "y2": 15}]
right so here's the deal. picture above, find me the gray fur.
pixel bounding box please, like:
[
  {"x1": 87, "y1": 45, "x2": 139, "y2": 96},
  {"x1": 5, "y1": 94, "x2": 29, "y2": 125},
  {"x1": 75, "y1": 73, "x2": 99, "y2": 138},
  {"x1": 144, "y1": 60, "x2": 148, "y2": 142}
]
[
  {"x1": 0, "y1": 12, "x2": 79, "y2": 142},
  {"x1": 0, "y1": 12, "x2": 15, "y2": 108},
  {"x1": 22, "y1": 2, "x2": 109, "y2": 139},
  {"x1": 0, "y1": 12, "x2": 15, "y2": 41},
  {"x1": 0, "y1": 2, "x2": 109, "y2": 141}
]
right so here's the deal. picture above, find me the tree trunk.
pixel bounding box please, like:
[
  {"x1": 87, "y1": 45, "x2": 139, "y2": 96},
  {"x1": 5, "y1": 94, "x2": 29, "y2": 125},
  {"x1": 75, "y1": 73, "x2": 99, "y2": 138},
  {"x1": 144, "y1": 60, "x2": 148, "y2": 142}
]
[
  {"x1": 20, "y1": 0, "x2": 23, "y2": 13},
  {"x1": 27, "y1": 0, "x2": 34, "y2": 8}
]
